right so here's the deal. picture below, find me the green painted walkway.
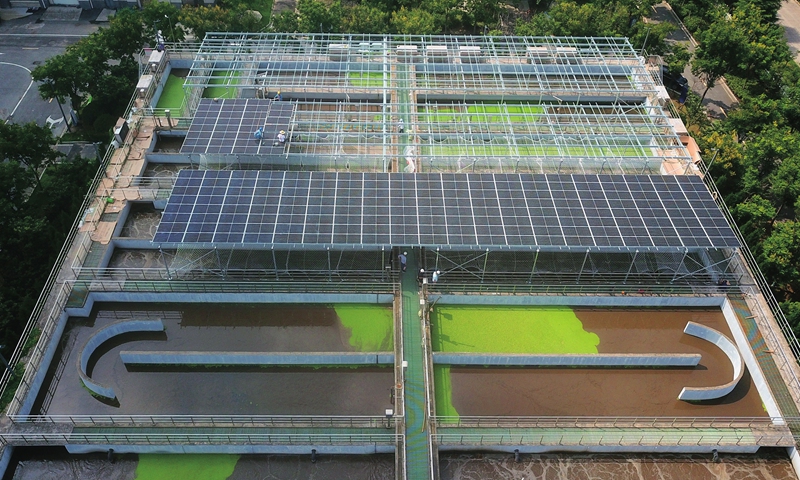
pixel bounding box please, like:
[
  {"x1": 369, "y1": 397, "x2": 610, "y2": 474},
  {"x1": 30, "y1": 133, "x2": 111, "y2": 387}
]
[{"x1": 401, "y1": 249, "x2": 432, "y2": 480}]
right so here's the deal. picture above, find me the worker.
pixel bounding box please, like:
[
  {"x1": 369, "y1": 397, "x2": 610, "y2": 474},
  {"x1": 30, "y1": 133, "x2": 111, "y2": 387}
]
[
  {"x1": 398, "y1": 118, "x2": 404, "y2": 133},
  {"x1": 431, "y1": 270, "x2": 440, "y2": 283},
  {"x1": 276, "y1": 130, "x2": 287, "y2": 145},
  {"x1": 275, "y1": 91, "x2": 282, "y2": 101},
  {"x1": 398, "y1": 252, "x2": 407, "y2": 273},
  {"x1": 254, "y1": 126, "x2": 264, "y2": 141}
]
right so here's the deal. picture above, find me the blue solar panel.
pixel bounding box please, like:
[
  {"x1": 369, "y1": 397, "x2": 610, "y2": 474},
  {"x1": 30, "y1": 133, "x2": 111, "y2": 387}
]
[{"x1": 153, "y1": 171, "x2": 740, "y2": 251}]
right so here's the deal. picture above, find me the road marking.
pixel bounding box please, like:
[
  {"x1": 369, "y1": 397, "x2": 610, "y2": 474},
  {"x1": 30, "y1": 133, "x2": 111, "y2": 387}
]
[
  {"x1": 21, "y1": 47, "x2": 39, "y2": 50},
  {"x1": 0, "y1": 61, "x2": 33, "y2": 124},
  {"x1": 0, "y1": 33, "x2": 91, "y2": 38}
]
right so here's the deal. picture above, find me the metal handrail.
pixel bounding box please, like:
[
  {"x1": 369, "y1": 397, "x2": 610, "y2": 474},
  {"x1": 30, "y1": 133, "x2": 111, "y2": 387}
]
[
  {"x1": 427, "y1": 282, "x2": 730, "y2": 296},
  {"x1": 1, "y1": 433, "x2": 403, "y2": 447},
  {"x1": 10, "y1": 414, "x2": 402, "y2": 428},
  {"x1": 432, "y1": 415, "x2": 791, "y2": 429}
]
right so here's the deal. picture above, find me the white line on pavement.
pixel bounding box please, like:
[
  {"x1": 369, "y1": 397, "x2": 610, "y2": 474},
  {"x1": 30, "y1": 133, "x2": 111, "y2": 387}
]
[{"x1": 0, "y1": 61, "x2": 33, "y2": 123}]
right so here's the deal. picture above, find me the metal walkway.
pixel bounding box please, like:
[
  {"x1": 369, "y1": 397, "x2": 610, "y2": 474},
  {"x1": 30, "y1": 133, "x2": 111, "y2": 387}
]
[{"x1": 401, "y1": 249, "x2": 433, "y2": 480}]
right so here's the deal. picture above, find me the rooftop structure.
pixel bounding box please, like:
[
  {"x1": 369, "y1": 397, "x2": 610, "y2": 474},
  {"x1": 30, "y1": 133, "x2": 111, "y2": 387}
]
[{"x1": 2, "y1": 34, "x2": 800, "y2": 480}]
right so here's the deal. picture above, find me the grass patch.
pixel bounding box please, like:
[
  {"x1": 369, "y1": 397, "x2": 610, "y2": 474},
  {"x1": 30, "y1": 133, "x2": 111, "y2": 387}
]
[
  {"x1": 334, "y1": 304, "x2": 394, "y2": 351},
  {"x1": 156, "y1": 74, "x2": 187, "y2": 110},
  {"x1": 0, "y1": 364, "x2": 25, "y2": 411},
  {"x1": 134, "y1": 454, "x2": 239, "y2": 480},
  {"x1": 203, "y1": 70, "x2": 241, "y2": 99},
  {"x1": 347, "y1": 71, "x2": 385, "y2": 87}
]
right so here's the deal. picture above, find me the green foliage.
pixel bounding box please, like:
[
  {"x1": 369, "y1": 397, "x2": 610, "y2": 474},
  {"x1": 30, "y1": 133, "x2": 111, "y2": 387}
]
[
  {"x1": 760, "y1": 220, "x2": 800, "y2": 298},
  {"x1": 143, "y1": 1, "x2": 185, "y2": 42},
  {"x1": 664, "y1": 43, "x2": 692, "y2": 75},
  {"x1": 271, "y1": 9, "x2": 299, "y2": 32},
  {"x1": 391, "y1": 7, "x2": 437, "y2": 34},
  {"x1": 297, "y1": 0, "x2": 341, "y2": 33},
  {"x1": 343, "y1": 4, "x2": 389, "y2": 34}
]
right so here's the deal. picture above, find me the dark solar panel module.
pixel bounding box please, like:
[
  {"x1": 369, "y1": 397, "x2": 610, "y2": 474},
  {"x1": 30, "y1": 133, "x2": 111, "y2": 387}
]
[
  {"x1": 180, "y1": 99, "x2": 293, "y2": 155},
  {"x1": 154, "y1": 171, "x2": 740, "y2": 251}
]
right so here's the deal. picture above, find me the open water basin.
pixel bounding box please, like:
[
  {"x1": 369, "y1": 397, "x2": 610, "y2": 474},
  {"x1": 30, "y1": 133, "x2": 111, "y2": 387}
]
[
  {"x1": 35, "y1": 303, "x2": 395, "y2": 415},
  {"x1": 8, "y1": 449, "x2": 394, "y2": 480},
  {"x1": 432, "y1": 306, "x2": 767, "y2": 417},
  {"x1": 439, "y1": 450, "x2": 795, "y2": 480}
]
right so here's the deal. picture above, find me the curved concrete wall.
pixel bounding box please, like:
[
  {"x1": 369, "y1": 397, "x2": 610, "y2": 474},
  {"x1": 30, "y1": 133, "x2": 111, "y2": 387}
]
[
  {"x1": 678, "y1": 321, "x2": 744, "y2": 401},
  {"x1": 120, "y1": 351, "x2": 394, "y2": 366},
  {"x1": 78, "y1": 320, "x2": 165, "y2": 401},
  {"x1": 432, "y1": 353, "x2": 700, "y2": 367}
]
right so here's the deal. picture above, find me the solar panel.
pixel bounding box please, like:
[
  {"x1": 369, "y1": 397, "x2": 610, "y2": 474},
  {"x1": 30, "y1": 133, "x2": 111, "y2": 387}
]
[
  {"x1": 181, "y1": 99, "x2": 293, "y2": 155},
  {"x1": 154, "y1": 171, "x2": 740, "y2": 251}
]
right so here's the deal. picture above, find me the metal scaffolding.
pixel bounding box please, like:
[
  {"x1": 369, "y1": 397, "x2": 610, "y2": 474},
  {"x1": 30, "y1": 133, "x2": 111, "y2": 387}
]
[{"x1": 177, "y1": 33, "x2": 689, "y2": 174}]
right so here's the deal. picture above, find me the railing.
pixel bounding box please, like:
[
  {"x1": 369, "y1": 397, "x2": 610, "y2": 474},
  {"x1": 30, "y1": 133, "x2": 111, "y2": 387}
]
[
  {"x1": 432, "y1": 416, "x2": 789, "y2": 429},
  {"x1": 64, "y1": 279, "x2": 396, "y2": 306},
  {"x1": 9, "y1": 415, "x2": 400, "y2": 428},
  {"x1": 427, "y1": 282, "x2": 731, "y2": 297},
  {"x1": 1, "y1": 433, "x2": 403, "y2": 447},
  {"x1": 432, "y1": 432, "x2": 793, "y2": 448},
  {"x1": 67, "y1": 267, "x2": 398, "y2": 283},
  {"x1": 699, "y1": 163, "x2": 800, "y2": 399},
  {"x1": 0, "y1": 116, "x2": 146, "y2": 415}
]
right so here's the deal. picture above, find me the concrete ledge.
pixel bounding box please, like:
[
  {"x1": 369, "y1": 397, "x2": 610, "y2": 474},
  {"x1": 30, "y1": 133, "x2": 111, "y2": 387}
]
[
  {"x1": 678, "y1": 321, "x2": 744, "y2": 401},
  {"x1": 78, "y1": 320, "x2": 165, "y2": 401},
  {"x1": 428, "y1": 295, "x2": 725, "y2": 308},
  {"x1": 120, "y1": 351, "x2": 395, "y2": 366},
  {"x1": 432, "y1": 353, "x2": 700, "y2": 367},
  {"x1": 66, "y1": 444, "x2": 396, "y2": 455}
]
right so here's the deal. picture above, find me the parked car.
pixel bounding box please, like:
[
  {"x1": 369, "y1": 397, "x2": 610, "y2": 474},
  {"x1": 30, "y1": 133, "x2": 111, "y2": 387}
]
[{"x1": 661, "y1": 65, "x2": 689, "y2": 104}]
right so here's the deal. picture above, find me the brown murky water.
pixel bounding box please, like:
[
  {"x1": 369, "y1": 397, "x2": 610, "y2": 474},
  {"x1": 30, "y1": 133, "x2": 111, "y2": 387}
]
[
  {"x1": 37, "y1": 304, "x2": 394, "y2": 415},
  {"x1": 439, "y1": 451, "x2": 797, "y2": 480},
  {"x1": 449, "y1": 308, "x2": 767, "y2": 417},
  {"x1": 9, "y1": 451, "x2": 393, "y2": 480}
]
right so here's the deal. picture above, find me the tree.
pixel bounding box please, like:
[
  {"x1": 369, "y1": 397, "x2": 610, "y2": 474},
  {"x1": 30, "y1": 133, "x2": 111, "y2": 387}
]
[
  {"x1": 0, "y1": 123, "x2": 61, "y2": 188},
  {"x1": 691, "y1": 15, "x2": 743, "y2": 101},
  {"x1": 760, "y1": 220, "x2": 800, "y2": 298},
  {"x1": 390, "y1": 7, "x2": 437, "y2": 34},
  {"x1": 101, "y1": 8, "x2": 145, "y2": 62},
  {"x1": 297, "y1": 0, "x2": 341, "y2": 33},
  {"x1": 271, "y1": 10, "x2": 299, "y2": 32},
  {"x1": 142, "y1": 1, "x2": 185, "y2": 43},
  {"x1": 31, "y1": 49, "x2": 91, "y2": 114},
  {"x1": 465, "y1": 0, "x2": 501, "y2": 31},
  {"x1": 732, "y1": 195, "x2": 776, "y2": 250},
  {"x1": 179, "y1": 6, "x2": 236, "y2": 40},
  {"x1": 343, "y1": 4, "x2": 389, "y2": 34}
]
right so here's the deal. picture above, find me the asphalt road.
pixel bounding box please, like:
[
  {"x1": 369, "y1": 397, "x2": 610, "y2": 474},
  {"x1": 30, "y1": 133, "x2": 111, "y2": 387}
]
[
  {"x1": 0, "y1": 10, "x2": 99, "y2": 134},
  {"x1": 651, "y1": 2, "x2": 739, "y2": 117}
]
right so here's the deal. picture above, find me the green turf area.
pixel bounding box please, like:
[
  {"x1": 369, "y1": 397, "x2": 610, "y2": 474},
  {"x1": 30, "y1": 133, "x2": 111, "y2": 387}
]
[
  {"x1": 431, "y1": 306, "x2": 599, "y2": 418},
  {"x1": 156, "y1": 74, "x2": 186, "y2": 110},
  {"x1": 134, "y1": 454, "x2": 239, "y2": 480},
  {"x1": 347, "y1": 71, "x2": 385, "y2": 87},
  {"x1": 203, "y1": 70, "x2": 241, "y2": 99},
  {"x1": 334, "y1": 304, "x2": 394, "y2": 351}
]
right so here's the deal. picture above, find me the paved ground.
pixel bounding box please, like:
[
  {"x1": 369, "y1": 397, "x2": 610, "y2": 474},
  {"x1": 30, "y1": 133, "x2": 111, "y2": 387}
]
[
  {"x1": 0, "y1": 8, "x2": 101, "y2": 135},
  {"x1": 779, "y1": 0, "x2": 800, "y2": 59},
  {"x1": 651, "y1": 2, "x2": 739, "y2": 117}
]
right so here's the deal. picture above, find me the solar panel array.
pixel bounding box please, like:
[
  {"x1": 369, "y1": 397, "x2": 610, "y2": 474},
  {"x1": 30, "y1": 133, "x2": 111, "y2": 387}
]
[
  {"x1": 181, "y1": 99, "x2": 293, "y2": 155},
  {"x1": 153, "y1": 170, "x2": 739, "y2": 251}
]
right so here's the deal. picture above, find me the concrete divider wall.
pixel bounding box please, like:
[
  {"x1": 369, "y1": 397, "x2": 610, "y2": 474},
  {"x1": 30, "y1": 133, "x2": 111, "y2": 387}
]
[
  {"x1": 428, "y1": 295, "x2": 725, "y2": 308},
  {"x1": 78, "y1": 319, "x2": 165, "y2": 401},
  {"x1": 120, "y1": 351, "x2": 395, "y2": 366},
  {"x1": 432, "y1": 353, "x2": 701, "y2": 367},
  {"x1": 678, "y1": 321, "x2": 744, "y2": 401}
]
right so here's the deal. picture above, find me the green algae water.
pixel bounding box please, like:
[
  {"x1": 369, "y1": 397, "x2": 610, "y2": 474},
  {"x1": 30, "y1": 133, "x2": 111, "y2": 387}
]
[
  {"x1": 431, "y1": 306, "x2": 599, "y2": 418},
  {"x1": 134, "y1": 454, "x2": 238, "y2": 480},
  {"x1": 335, "y1": 304, "x2": 394, "y2": 351},
  {"x1": 431, "y1": 305, "x2": 599, "y2": 354}
]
